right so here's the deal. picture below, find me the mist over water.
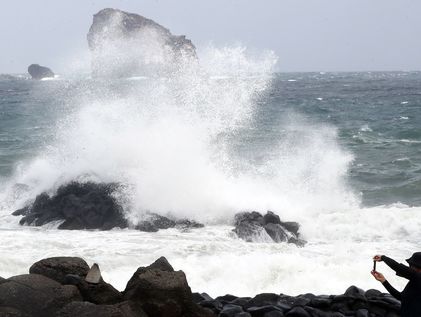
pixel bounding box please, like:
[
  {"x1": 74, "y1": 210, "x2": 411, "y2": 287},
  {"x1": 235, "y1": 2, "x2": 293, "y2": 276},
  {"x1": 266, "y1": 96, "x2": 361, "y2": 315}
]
[
  {"x1": 0, "y1": 46, "x2": 358, "y2": 226},
  {"x1": 1, "y1": 44, "x2": 421, "y2": 296}
]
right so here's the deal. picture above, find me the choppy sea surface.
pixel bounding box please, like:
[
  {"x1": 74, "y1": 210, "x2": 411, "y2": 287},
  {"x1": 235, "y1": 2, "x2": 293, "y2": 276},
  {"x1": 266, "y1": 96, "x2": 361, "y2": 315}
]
[{"x1": 0, "y1": 67, "x2": 420, "y2": 296}]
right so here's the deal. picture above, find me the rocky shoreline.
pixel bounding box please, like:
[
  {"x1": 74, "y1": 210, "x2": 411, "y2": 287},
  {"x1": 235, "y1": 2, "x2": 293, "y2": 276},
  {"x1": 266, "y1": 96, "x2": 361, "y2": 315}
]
[{"x1": 0, "y1": 256, "x2": 400, "y2": 317}]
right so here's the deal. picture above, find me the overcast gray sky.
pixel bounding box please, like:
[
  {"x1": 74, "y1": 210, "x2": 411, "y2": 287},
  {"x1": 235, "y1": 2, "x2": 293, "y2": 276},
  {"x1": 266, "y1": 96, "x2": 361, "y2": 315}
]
[{"x1": 1, "y1": 0, "x2": 420, "y2": 73}]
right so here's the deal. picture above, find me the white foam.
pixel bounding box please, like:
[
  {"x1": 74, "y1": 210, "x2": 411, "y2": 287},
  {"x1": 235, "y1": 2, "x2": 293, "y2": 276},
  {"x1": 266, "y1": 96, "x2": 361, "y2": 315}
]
[{"x1": 0, "y1": 207, "x2": 418, "y2": 296}]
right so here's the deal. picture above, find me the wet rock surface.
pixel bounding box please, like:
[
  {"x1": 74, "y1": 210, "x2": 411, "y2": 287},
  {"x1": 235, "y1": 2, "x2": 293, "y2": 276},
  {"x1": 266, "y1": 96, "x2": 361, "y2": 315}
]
[
  {"x1": 0, "y1": 257, "x2": 401, "y2": 317},
  {"x1": 233, "y1": 211, "x2": 306, "y2": 246},
  {"x1": 12, "y1": 181, "x2": 204, "y2": 233},
  {"x1": 29, "y1": 257, "x2": 90, "y2": 284},
  {"x1": 13, "y1": 182, "x2": 127, "y2": 230}
]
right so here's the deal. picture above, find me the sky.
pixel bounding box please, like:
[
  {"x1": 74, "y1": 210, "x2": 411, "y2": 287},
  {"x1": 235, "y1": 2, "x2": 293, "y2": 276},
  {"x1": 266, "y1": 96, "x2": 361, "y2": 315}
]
[{"x1": 0, "y1": 0, "x2": 420, "y2": 73}]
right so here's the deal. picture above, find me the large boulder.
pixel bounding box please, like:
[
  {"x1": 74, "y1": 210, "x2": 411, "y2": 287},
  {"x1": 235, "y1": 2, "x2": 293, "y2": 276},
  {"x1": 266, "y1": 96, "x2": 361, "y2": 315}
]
[
  {"x1": 124, "y1": 257, "x2": 213, "y2": 317},
  {"x1": 29, "y1": 256, "x2": 90, "y2": 284},
  {"x1": 87, "y1": 8, "x2": 197, "y2": 78},
  {"x1": 233, "y1": 211, "x2": 306, "y2": 246},
  {"x1": 13, "y1": 182, "x2": 128, "y2": 230},
  {"x1": 0, "y1": 274, "x2": 81, "y2": 317},
  {"x1": 28, "y1": 64, "x2": 54, "y2": 79}
]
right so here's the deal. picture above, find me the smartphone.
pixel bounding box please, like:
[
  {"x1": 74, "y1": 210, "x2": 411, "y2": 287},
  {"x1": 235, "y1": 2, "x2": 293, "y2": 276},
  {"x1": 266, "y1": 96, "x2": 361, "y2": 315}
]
[{"x1": 373, "y1": 261, "x2": 376, "y2": 271}]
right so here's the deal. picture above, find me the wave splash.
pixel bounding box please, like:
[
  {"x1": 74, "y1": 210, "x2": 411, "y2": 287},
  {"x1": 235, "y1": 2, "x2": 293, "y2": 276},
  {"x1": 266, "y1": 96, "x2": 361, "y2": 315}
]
[{"x1": 0, "y1": 45, "x2": 358, "y2": 228}]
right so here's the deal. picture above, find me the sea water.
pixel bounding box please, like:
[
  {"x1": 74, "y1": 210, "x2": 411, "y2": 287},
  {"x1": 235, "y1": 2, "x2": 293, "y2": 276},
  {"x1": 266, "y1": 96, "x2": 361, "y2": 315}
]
[{"x1": 0, "y1": 49, "x2": 421, "y2": 296}]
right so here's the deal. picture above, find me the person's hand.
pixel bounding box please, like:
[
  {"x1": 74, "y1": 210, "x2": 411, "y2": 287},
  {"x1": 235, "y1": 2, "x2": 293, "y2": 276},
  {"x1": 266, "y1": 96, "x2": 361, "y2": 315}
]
[
  {"x1": 373, "y1": 255, "x2": 383, "y2": 262},
  {"x1": 371, "y1": 270, "x2": 386, "y2": 283}
]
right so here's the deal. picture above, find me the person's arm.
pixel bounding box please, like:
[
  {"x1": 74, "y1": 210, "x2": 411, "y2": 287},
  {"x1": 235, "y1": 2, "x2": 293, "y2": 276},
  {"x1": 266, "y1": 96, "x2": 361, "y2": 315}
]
[
  {"x1": 382, "y1": 280, "x2": 402, "y2": 300},
  {"x1": 381, "y1": 255, "x2": 417, "y2": 280}
]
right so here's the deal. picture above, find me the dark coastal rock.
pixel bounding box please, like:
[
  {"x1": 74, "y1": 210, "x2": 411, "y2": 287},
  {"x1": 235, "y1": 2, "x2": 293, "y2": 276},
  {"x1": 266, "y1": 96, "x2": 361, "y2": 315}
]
[
  {"x1": 245, "y1": 293, "x2": 290, "y2": 310},
  {"x1": 125, "y1": 256, "x2": 174, "y2": 292},
  {"x1": 13, "y1": 182, "x2": 205, "y2": 232},
  {"x1": 124, "y1": 268, "x2": 192, "y2": 316},
  {"x1": 0, "y1": 306, "x2": 30, "y2": 317},
  {"x1": 247, "y1": 305, "x2": 285, "y2": 316},
  {"x1": 87, "y1": 8, "x2": 197, "y2": 78},
  {"x1": 192, "y1": 292, "x2": 214, "y2": 303},
  {"x1": 124, "y1": 256, "x2": 212, "y2": 317},
  {"x1": 27, "y1": 64, "x2": 54, "y2": 80},
  {"x1": 135, "y1": 213, "x2": 205, "y2": 232},
  {"x1": 13, "y1": 182, "x2": 128, "y2": 230},
  {"x1": 56, "y1": 301, "x2": 145, "y2": 317},
  {"x1": 219, "y1": 304, "x2": 244, "y2": 316},
  {"x1": 29, "y1": 256, "x2": 90, "y2": 284},
  {"x1": 233, "y1": 211, "x2": 306, "y2": 246},
  {"x1": 0, "y1": 256, "x2": 404, "y2": 317},
  {"x1": 64, "y1": 264, "x2": 123, "y2": 305},
  {"x1": 0, "y1": 274, "x2": 81, "y2": 317}
]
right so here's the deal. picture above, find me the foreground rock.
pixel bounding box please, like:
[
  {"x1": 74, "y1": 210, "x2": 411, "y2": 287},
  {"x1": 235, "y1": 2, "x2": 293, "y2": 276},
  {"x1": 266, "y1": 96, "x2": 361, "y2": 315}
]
[
  {"x1": 124, "y1": 257, "x2": 213, "y2": 317},
  {"x1": 0, "y1": 274, "x2": 81, "y2": 317},
  {"x1": 29, "y1": 257, "x2": 90, "y2": 284},
  {"x1": 233, "y1": 211, "x2": 306, "y2": 246},
  {"x1": 87, "y1": 8, "x2": 197, "y2": 78},
  {"x1": 0, "y1": 256, "x2": 401, "y2": 317},
  {"x1": 28, "y1": 64, "x2": 55, "y2": 79},
  {"x1": 195, "y1": 286, "x2": 401, "y2": 317}
]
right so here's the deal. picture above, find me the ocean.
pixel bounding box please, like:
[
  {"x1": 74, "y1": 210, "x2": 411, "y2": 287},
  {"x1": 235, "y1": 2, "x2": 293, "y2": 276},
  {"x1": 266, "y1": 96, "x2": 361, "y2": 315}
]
[{"x1": 1, "y1": 53, "x2": 420, "y2": 297}]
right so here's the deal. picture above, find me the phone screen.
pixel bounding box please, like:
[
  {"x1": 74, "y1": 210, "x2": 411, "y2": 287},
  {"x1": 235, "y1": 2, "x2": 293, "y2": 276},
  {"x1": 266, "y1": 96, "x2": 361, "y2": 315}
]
[{"x1": 373, "y1": 261, "x2": 376, "y2": 271}]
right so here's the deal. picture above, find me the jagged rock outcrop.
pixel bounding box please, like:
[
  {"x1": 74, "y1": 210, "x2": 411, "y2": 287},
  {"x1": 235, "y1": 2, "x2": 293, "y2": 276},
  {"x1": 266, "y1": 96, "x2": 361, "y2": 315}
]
[
  {"x1": 87, "y1": 8, "x2": 197, "y2": 78},
  {"x1": 13, "y1": 182, "x2": 127, "y2": 230},
  {"x1": 27, "y1": 64, "x2": 54, "y2": 79},
  {"x1": 233, "y1": 211, "x2": 306, "y2": 246},
  {"x1": 12, "y1": 181, "x2": 204, "y2": 232}
]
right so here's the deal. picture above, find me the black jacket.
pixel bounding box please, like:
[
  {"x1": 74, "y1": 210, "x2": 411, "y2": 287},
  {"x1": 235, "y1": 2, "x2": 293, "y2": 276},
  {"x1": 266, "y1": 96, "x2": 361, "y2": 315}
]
[{"x1": 381, "y1": 255, "x2": 421, "y2": 317}]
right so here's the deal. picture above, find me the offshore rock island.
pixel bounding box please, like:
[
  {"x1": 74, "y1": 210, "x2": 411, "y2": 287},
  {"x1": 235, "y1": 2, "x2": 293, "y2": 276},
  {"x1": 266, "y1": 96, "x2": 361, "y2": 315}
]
[{"x1": 87, "y1": 8, "x2": 197, "y2": 78}]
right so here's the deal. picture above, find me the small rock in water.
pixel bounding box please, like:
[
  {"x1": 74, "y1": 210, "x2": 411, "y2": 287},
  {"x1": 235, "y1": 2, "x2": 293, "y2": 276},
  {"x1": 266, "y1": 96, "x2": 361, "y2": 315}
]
[
  {"x1": 85, "y1": 263, "x2": 102, "y2": 284},
  {"x1": 233, "y1": 211, "x2": 306, "y2": 246},
  {"x1": 28, "y1": 64, "x2": 55, "y2": 79}
]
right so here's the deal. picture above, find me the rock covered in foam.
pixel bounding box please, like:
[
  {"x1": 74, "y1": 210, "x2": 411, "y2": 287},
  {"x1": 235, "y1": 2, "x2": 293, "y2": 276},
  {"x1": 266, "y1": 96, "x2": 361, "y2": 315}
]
[
  {"x1": 13, "y1": 182, "x2": 127, "y2": 230},
  {"x1": 87, "y1": 8, "x2": 197, "y2": 78},
  {"x1": 27, "y1": 64, "x2": 54, "y2": 80},
  {"x1": 12, "y1": 181, "x2": 205, "y2": 232},
  {"x1": 233, "y1": 211, "x2": 306, "y2": 246}
]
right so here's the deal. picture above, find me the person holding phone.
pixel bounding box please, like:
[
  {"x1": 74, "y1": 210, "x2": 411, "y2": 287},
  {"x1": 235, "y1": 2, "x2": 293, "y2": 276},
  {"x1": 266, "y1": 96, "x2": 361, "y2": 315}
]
[{"x1": 371, "y1": 252, "x2": 421, "y2": 317}]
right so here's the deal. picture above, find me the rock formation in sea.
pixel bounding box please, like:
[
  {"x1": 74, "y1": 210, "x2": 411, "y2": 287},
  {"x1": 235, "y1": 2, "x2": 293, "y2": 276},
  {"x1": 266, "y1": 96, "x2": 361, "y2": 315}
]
[
  {"x1": 87, "y1": 8, "x2": 197, "y2": 78},
  {"x1": 27, "y1": 64, "x2": 55, "y2": 79},
  {"x1": 0, "y1": 256, "x2": 401, "y2": 317},
  {"x1": 233, "y1": 211, "x2": 306, "y2": 246},
  {"x1": 12, "y1": 181, "x2": 203, "y2": 232}
]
